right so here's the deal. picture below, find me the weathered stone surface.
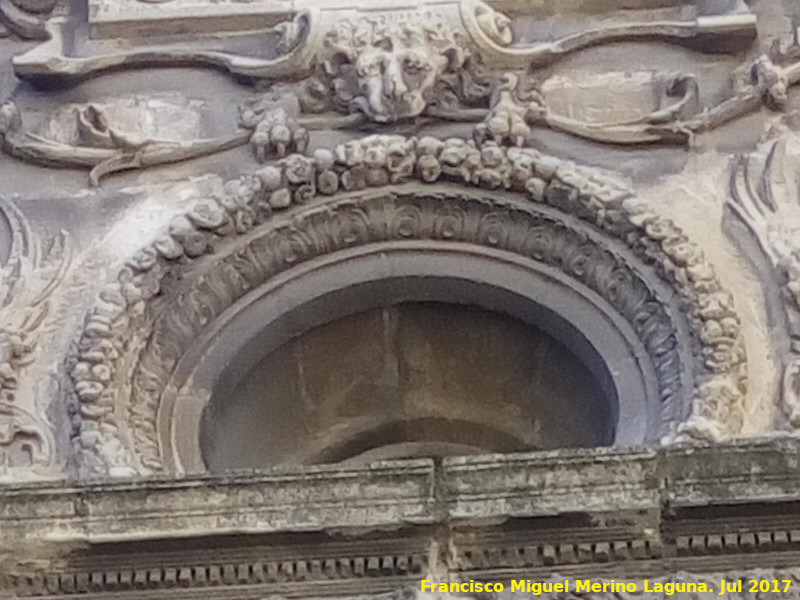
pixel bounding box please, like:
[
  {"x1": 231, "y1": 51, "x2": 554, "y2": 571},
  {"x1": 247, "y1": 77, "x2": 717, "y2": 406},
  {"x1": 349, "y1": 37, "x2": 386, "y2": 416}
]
[
  {"x1": 0, "y1": 459, "x2": 438, "y2": 543},
  {"x1": 2, "y1": 441, "x2": 800, "y2": 596},
  {"x1": 203, "y1": 304, "x2": 613, "y2": 471},
  {"x1": 3, "y1": 0, "x2": 800, "y2": 596}
]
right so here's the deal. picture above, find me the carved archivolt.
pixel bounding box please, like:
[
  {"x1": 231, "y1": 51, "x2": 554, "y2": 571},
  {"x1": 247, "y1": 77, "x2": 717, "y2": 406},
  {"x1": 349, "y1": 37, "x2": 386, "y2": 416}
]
[{"x1": 69, "y1": 136, "x2": 746, "y2": 476}]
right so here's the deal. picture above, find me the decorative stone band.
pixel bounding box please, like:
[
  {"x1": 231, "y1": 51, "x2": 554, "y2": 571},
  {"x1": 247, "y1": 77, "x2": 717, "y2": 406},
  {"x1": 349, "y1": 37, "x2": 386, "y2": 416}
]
[
  {"x1": 12, "y1": 0, "x2": 756, "y2": 86},
  {"x1": 8, "y1": 557, "x2": 800, "y2": 597},
  {"x1": 68, "y1": 136, "x2": 746, "y2": 477}
]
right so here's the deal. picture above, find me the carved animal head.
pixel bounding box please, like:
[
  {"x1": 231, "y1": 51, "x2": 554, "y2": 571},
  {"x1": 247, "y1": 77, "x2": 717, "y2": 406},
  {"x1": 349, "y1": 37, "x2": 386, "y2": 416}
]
[{"x1": 319, "y1": 15, "x2": 467, "y2": 122}]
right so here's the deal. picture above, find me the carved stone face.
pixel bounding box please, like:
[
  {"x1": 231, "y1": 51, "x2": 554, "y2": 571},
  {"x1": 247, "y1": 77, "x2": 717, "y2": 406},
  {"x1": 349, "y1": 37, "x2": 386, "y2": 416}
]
[
  {"x1": 417, "y1": 154, "x2": 442, "y2": 182},
  {"x1": 354, "y1": 45, "x2": 448, "y2": 122}
]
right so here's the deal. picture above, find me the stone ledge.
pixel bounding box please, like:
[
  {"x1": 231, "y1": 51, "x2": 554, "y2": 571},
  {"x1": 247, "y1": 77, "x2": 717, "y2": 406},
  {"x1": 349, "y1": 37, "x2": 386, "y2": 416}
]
[
  {"x1": 443, "y1": 447, "x2": 660, "y2": 520},
  {"x1": 0, "y1": 460, "x2": 437, "y2": 542},
  {"x1": 3, "y1": 440, "x2": 800, "y2": 542},
  {"x1": 662, "y1": 438, "x2": 800, "y2": 507},
  {"x1": 5, "y1": 441, "x2": 800, "y2": 596}
]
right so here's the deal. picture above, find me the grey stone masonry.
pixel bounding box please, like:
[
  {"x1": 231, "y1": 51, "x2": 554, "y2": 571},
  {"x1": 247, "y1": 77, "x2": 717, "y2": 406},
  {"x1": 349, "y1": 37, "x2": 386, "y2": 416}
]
[{"x1": 2, "y1": 439, "x2": 800, "y2": 597}]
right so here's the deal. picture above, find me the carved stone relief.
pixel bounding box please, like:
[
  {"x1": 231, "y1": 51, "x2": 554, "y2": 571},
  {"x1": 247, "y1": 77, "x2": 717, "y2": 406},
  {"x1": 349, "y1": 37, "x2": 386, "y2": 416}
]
[
  {"x1": 8, "y1": 0, "x2": 758, "y2": 86},
  {"x1": 0, "y1": 0, "x2": 56, "y2": 40},
  {"x1": 4, "y1": 1, "x2": 800, "y2": 599},
  {"x1": 0, "y1": 0, "x2": 788, "y2": 488},
  {"x1": 0, "y1": 198, "x2": 67, "y2": 479},
  {"x1": 728, "y1": 131, "x2": 800, "y2": 431},
  {"x1": 0, "y1": 0, "x2": 783, "y2": 187},
  {"x1": 65, "y1": 135, "x2": 746, "y2": 476}
]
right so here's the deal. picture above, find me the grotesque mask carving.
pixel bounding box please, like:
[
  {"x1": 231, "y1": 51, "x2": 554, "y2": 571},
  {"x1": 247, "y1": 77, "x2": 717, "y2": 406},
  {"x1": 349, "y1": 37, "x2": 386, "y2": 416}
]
[{"x1": 315, "y1": 14, "x2": 466, "y2": 122}]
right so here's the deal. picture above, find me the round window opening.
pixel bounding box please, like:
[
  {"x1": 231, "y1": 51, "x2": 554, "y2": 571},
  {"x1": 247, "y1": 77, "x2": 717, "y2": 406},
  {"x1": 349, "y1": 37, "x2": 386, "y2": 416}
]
[{"x1": 200, "y1": 301, "x2": 616, "y2": 472}]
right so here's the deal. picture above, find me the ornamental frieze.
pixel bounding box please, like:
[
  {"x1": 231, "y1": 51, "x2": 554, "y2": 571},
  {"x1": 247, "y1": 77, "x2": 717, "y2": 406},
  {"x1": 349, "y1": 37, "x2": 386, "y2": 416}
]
[{"x1": 0, "y1": 0, "x2": 792, "y2": 187}]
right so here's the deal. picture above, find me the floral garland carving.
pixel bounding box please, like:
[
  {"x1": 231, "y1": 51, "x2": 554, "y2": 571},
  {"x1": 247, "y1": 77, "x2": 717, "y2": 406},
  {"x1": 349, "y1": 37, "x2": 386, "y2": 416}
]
[{"x1": 69, "y1": 136, "x2": 746, "y2": 476}]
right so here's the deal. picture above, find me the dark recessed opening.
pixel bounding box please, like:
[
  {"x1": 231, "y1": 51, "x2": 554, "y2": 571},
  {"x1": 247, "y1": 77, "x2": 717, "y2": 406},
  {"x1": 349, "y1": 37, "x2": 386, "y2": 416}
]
[{"x1": 201, "y1": 301, "x2": 615, "y2": 472}]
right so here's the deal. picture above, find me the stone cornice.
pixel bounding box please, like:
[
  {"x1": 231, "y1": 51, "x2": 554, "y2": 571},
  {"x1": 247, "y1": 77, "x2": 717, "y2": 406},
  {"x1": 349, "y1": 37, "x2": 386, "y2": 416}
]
[
  {"x1": 0, "y1": 459, "x2": 438, "y2": 543},
  {"x1": 5, "y1": 440, "x2": 799, "y2": 542},
  {"x1": 3, "y1": 440, "x2": 800, "y2": 596}
]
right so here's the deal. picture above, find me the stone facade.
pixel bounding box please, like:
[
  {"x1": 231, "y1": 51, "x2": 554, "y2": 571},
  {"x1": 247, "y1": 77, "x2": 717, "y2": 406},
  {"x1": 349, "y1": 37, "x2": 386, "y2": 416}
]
[{"x1": 2, "y1": 0, "x2": 800, "y2": 597}]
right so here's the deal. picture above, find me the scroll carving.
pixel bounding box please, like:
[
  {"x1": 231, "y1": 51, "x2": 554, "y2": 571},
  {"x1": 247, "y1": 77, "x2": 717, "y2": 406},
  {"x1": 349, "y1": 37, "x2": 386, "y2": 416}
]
[
  {"x1": 0, "y1": 1, "x2": 777, "y2": 185},
  {"x1": 729, "y1": 133, "x2": 800, "y2": 431},
  {"x1": 0, "y1": 0, "x2": 53, "y2": 40},
  {"x1": 0, "y1": 99, "x2": 251, "y2": 187},
  {"x1": 470, "y1": 48, "x2": 800, "y2": 148},
  {"x1": 11, "y1": 1, "x2": 756, "y2": 86},
  {"x1": 69, "y1": 136, "x2": 745, "y2": 476},
  {"x1": 0, "y1": 198, "x2": 67, "y2": 477},
  {"x1": 11, "y1": 9, "x2": 316, "y2": 84}
]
